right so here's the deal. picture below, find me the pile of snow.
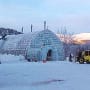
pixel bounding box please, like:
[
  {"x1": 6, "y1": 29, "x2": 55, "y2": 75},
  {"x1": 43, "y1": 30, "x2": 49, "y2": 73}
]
[{"x1": 0, "y1": 54, "x2": 25, "y2": 64}]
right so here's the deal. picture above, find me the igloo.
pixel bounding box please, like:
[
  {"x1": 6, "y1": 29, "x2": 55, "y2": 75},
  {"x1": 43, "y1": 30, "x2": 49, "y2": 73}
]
[{"x1": 0, "y1": 29, "x2": 65, "y2": 61}]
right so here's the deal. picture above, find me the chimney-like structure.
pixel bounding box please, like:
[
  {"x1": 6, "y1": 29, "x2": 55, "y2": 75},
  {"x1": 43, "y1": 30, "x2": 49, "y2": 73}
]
[
  {"x1": 31, "y1": 24, "x2": 33, "y2": 32},
  {"x1": 22, "y1": 27, "x2": 23, "y2": 33},
  {"x1": 44, "y1": 21, "x2": 46, "y2": 30}
]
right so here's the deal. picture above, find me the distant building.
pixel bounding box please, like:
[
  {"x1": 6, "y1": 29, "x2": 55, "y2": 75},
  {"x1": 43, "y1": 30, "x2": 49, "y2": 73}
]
[{"x1": 0, "y1": 29, "x2": 65, "y2": 61}]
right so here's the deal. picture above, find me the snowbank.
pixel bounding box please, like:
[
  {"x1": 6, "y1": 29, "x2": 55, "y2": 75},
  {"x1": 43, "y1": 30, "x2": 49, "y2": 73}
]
[{"x1": 0, "y1": 54, "x2": 25, "y2": 64}]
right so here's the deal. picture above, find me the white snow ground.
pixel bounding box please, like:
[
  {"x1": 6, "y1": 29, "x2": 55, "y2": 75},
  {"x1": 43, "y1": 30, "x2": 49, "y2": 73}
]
[{"x1": 0, "y1": 56, "x2": 90, "y2": 90}]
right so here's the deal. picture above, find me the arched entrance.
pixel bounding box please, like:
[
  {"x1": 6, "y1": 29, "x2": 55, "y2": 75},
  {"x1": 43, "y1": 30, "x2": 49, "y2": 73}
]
[{"x1": 46, "y1": 49, "x2": 52, "y2": 61}]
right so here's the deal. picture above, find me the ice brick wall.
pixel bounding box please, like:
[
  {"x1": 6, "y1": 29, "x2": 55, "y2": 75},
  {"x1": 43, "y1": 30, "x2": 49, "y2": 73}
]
[{"x1": 0, "y1": 30, "x2": 65, "y2": 61}]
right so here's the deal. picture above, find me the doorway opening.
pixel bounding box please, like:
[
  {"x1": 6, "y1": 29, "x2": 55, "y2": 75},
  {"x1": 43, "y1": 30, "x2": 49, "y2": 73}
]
[{"x1": 46, "y1": 49, "x2": 52, "y2": 61}]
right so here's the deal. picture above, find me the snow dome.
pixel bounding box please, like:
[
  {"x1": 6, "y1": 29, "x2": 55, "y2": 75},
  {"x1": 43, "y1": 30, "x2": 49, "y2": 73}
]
[{"x1": 0, "y1": 29, "x2": 65, "y2": 61}]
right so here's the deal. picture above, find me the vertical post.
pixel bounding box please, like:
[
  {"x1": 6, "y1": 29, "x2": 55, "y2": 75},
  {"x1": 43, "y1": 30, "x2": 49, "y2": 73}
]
[
  {"x1": 31, "y1": 24, "x2": 33, "y2": 32},
  {"x1": 44, "y1": 21, "x2": 46, "y2": 30},
  {"x1": 22, "y1": 27, "x2": 23, "y2": 33}
]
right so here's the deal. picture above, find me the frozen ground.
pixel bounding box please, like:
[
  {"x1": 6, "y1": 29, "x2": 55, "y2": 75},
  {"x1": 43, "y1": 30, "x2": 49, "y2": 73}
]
[
  {"x1": 0, "y1": 54, "x2": 89, "y2": 90},
  {"x1": 0, "y1": 60, "x2": 90, "y2": 90}
]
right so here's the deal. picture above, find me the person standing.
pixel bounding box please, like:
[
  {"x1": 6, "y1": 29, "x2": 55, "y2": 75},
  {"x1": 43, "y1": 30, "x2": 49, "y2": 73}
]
[{"x1": 69, "y1": 53, "x2": 72, "y2": 62}]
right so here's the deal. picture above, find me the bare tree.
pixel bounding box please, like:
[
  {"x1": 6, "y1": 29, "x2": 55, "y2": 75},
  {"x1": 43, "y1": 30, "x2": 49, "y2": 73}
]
[{"x1": 57, "y1": 26, "x2": 74, "y2": 57}]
